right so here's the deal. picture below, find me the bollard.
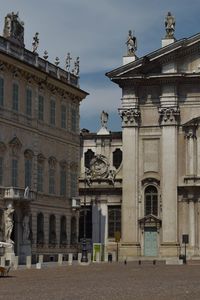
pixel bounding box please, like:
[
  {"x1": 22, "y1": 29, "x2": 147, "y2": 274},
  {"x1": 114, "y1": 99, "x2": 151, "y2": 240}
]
[
  {"x1": 58, "y1": 254, "x2": 63, "y2": 266},
  {"x1": 14, "y1": 256, "x2": 19, "y2": 270},
  {"x1": 138, "y1": 260, "x2": 141, "y2": 265},
  {"x1": 36, "y1": 262, "x2": 41, "y2": 269},
  {"x1": 88, "y1": 253, "x2": 91, "y2": 263},
  {"x1": 153, "y1": 260, "x2": 156, "y2": 265},
  {"x1": 68, "y1": 253, "x2": 73, "y2": 265},
  {"x1": 26, "y1": 256, "x2": 31, "y2": 269},
  {"x1": 78, "y1": 253, "x2": 82, "y2": 263},
  {"x1": 104, "y1": 252, "x2": 108, "y2": 262}
]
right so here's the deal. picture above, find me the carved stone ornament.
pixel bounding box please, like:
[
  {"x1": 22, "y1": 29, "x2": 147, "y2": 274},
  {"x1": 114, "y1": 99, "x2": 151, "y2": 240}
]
[
  {"x1": 9, "y1": 136, "x2": 22, "y2": 156},
  {"x1": 184, "y1": 126, "x2": 197, "y2": 139},
  {"x1": 165, "y1": 12, "x2": 175, "y2": 39},
  {"x1": 119, "y1": 108, "x2": 140, "y2": 127},
  {"x1": 3, "y1": 12, "x2": 25, "y2": 47},
  {"x1": 158, "y1": 106, "x2": 180, "y2": 124},
  {"x1": 48, "y1": 156, "x2": 57, "y2": 169},
  {"x1": 90, "y1": 154, "x2": 109, "y2": 179}
]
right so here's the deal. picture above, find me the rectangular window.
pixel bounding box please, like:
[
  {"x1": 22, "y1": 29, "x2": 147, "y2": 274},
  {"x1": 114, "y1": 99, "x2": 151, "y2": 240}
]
[
  {"x1": 70, "y1": 173, "x2": 77, "y2": 197},
  {"x1": 25, "y1": 159, "x2": 32, "y2": 187},
  {"x1": 71, "y1": 108, "x2": 77, "y2": 132},
  {"x1": 37, "y1": 164, "x2": 43, "y2": 192},
  {"x1": 26, "y1": 88, "x2": 32, "y2": 116},
  {"x1": 60, "y1": 168, "x2": 66, "y2": 196},
  {"x1": 108, "y1": 206, "x2": 121, "y2": 238},
  {"x1": 0, "y1": 157, "x2": 3, "y2": 185},
  {"x1": 50, "y1": 99, "x2": 56, "y2": 125},
  {"x1": 12, "y1": 83, "x2": 19, "y2": 111},
  {"x1": 49, "y1": 168, "x2": 55, "y2": 194},
  {"x1": 38, "y1": 95, "x2": 44, "y2": 121},
  {"x1": 0, "y1": 77, "x2": 4, "y2": 106},
  {"x1": 12, "y1": 159, "x2": 18, "y2": 187},
  {"x1": 61, "y1": 105, "x2": 66, "y2": 129}
]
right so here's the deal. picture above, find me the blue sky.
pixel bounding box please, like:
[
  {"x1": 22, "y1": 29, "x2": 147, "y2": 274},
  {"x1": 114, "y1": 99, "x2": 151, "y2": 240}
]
[{"x1": 1, "y1": 1, "x2": 200, "y2": 132}]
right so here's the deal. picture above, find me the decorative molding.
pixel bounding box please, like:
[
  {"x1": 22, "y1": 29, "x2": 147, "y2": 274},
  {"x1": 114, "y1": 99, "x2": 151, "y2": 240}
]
[
  {"x1": 9, "y1": 136, "x2": 22, "y2": 156},
  {"x1": 158, "y1": 106, "x2": 180, "y2": 125},
  {"x1": 118, "y1": 107, "x2": 140, "y2": 127}
]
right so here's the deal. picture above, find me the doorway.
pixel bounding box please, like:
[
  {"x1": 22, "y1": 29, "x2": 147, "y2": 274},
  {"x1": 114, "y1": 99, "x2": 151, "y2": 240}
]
[{"x1": 144, "y1": 227, "x2": 157, "y2": 256}]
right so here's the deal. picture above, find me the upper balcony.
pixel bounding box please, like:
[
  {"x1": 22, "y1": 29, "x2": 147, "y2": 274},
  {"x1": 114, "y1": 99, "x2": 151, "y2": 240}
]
[{"x1": 3, "y1": 187, "x2": 36, "y2": 201}]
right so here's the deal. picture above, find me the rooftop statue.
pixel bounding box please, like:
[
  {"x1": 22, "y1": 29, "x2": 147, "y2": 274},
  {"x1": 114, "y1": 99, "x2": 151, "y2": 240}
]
[
  {"x1": 126, "y1": 30, "x2": 137, "y2": 56},
  {"x1": 3, "y1": 12, "x2": 24, "y2": 47},
  {"x1": 165, "y1": 12, "x2": 175, "y2": 38},
  {"x1": 32, "y1": 32, "x2": 39, "y2": 53},
  {"x1": 101, "y1": 110, "x2": 109, "y2": 129}
]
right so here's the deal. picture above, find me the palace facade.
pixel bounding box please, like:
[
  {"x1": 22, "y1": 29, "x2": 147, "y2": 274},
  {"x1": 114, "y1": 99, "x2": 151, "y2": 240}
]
[{"x1": 0, "y1": 13, "x2": 87, "y2": 263}]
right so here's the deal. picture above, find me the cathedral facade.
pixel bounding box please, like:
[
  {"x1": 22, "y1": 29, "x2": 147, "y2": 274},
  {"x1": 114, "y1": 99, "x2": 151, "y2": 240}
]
[{"x1": 80, "y1": 15, "x2": 200, "y2": 261}]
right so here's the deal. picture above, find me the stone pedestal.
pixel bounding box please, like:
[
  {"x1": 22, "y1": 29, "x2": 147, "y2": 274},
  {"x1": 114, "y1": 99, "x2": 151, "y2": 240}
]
[
  {"x1": 19, "y1": 241, "x2": 31, "y2": 264},
  {"x1": 4, "y1": 244, "x2": 15, "y2": 264}
]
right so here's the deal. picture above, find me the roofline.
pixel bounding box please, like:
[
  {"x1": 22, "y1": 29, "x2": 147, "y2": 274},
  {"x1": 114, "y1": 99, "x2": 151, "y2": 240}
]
[{"x1": 106, "y1": 32, "x2": 200, "y2": 79}]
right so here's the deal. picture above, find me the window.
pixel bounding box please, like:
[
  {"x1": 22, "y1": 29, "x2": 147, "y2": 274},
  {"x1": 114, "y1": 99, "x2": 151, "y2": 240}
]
[
  {"x1": 60, "y1": 168, "x2": 66, "y2": 196},
  {"x1": 12, "y1": 83, "x2": 19, "y2": 111},
  {"x1": 37, "y1": 213, "x2": 44, "y2": 245},
  {"x1": 113, "y1": 148, "x2": 122, "y2": 169},
  {"x1": 12, "y1": 159, "x2": 18, "y2": 187},
  {"x1": 25, "y1": 159, "x2": 32, "y2": 188},
  {"x1": 0, "y1": 77, "x2": 4, "y2": 106},
  {"x1": 50, "y1": 99, "x2": 56, "y2": 125},
  {"x1": 60, "y1": 216, "x2": 67, "y2": 245},
  {"x1": 49, "y1": 168, "x2": 55, "y2": 194},
  {"x1": 71, "y1": 108, "x2": 77, "y2": 132},
  {"x1": 26, "y1": 88, "x2": 32, "y2": 116},
  {"x1": 84, "y1": 149, "x2": 95, "y2": 169},
  {"x1": 49, "y1": 215, "x2": 56, "y2": 245},
  {"x1": 145, "y1": 186, "x2": 158, "y2": 216},
  {"x1": 61, "y1": 105, "x2": 66, "y2": 129},
  {"x1": 70, "y1": 173, "x2": 77, "y2": 197},
  {"x1": 37, "y1": 164, "x2": 43, "y2": 192},
  {"x1": 0, "y1": 157, "x2": 3, "y2": 185},
  {"x1": 108, "y1": 206, "x2": 121, "y2": 238},
  {"x1": 38, "y1": 95, "x2": 44, "y2": 121}
]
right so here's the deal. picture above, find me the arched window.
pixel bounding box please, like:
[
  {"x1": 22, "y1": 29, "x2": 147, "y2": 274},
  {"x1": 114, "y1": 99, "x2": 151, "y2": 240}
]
[
  {"x1": 49, "y1": 214, "x2": 56, "y2": 246},
  {"x1": 113, "y1": 148, "x2": 122, "y2": 169},
  {"x1": 37, "y1": 213, "x2": 44, "y2": 246},
  {"x1": 145, "y1": 186, "x2": 158, "y2": 216},
  {"x1": 60, "y1": 216, "x2": 67, "y2": 246},
  {"x1": 84, "y1": 149, "x2": 94, "y2": 168},
  {"x1": 71, "y1": 216, "x2": 77, "y2": 245}
]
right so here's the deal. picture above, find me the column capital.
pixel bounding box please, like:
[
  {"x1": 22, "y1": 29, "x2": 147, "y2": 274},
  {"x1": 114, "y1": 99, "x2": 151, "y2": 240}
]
[
  {"x1": 158, "y1": 106, "x2": 180, "y2": 125},
  {"x1": 118, "y1": 107, "x2": 140, "y2": 127}
]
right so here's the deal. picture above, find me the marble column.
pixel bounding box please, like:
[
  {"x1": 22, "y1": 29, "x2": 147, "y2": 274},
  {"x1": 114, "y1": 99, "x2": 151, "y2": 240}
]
[
  {"x1": 185, "y1": 126, "x2": 197, "y2": 176},
  {"x1": 159, "y1": 106, "x2": 179, "y2": 254},
  {"x1": 119, "y1": 107, "x2": 140, "y2": 246}
]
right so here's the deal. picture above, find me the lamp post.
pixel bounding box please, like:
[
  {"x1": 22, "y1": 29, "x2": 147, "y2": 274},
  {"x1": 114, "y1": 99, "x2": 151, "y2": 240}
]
[{"x1": 81, "y1": 170, "x2": 88, "y2": 262}]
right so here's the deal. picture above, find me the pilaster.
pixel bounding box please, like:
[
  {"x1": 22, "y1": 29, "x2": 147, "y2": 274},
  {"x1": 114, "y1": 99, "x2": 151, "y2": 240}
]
[{"x1": 159, "y1": 103, "x2": 179, "y2": 246}]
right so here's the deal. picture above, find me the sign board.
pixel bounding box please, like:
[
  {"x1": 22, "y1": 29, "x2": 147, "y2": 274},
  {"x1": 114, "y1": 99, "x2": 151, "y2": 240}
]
[
  {"x1": 93, "y1": 243, "x2": 102, "y2": 262},
  {"x1": 182, "y1": 234, "x2": 189, "y2": 244}
]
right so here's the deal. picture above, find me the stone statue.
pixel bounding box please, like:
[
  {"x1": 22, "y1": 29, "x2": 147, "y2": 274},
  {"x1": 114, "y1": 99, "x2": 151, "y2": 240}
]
[
  {"x1": 22, "y1": 215, "x2": 30, "y2": 242},
  {"x1": 4, "y1": 204, "x2": 14, "y2": 243},
  {"x1": 126, "y1": 30, "x2": 137, "y2": 56},
  {"x1": 74, "y1": 57, "x2": 80, "y2": 76},
  {"x1": 32, "y1": 32, "x2": 39, "y2": 53},
  {"x1": 101, "y1": 111, "x2": 109, "y2": 129},
  {"x1": 85, "y1": 168, "x2": 92, "y2": 186},
  {"x1": 165, "y1": 12, "x2": 175, "y2": 38},
  {"x1": 24, "y1": 186, "x2": 30, "y2": 199},
  {"x1": 107, "y1": 169, "x2": 116, "y2": 185}
]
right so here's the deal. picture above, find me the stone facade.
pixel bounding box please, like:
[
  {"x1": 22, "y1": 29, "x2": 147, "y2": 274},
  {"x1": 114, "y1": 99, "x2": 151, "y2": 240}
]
[
  {"x1": 106, "y1": 30, "x2": 200, "y2": 260},
  {"x1": 0, "y1": 13, "x2": 87, "y2": 263}
]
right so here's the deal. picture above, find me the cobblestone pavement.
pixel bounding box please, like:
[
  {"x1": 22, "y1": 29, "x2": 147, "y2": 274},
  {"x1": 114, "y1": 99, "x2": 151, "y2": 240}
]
[{"x1": 0, "y1": 262, "x2": 200, "y2": 300}]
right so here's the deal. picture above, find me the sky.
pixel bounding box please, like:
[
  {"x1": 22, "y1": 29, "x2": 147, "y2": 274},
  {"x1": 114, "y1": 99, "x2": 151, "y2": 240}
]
[{"x1": 1, "y1": 0, "x2": 200, "y2": 132}]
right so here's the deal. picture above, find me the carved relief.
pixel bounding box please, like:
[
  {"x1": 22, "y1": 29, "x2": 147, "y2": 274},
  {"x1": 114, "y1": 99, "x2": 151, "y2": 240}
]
[
  {"x1": 9, "y1": 136, "x2": 22, "y2": 156},
  {"x1": 158, "y1": 106, "x2": 180, "y2": 124},
  {"x1": 118, "y1": 108, "x2": 140, "y2": 127},
  {"x1": 48, "y1": 156, "x2": 57, "y2": 169}
]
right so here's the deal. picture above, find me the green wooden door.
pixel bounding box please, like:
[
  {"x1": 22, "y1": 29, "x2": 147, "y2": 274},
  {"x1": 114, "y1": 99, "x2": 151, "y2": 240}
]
[{"x1": 144, "y1": 227, "x2": 157, "y2": 256}]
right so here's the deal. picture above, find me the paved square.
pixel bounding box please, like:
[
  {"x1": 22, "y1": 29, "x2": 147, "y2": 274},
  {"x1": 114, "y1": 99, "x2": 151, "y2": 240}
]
[{"x1": 0, "y1": 263, "x2": 200, "y2": 299}]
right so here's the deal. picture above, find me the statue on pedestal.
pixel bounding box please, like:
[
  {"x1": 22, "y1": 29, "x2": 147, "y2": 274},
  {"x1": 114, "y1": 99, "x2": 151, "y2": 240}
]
[
  {"x1": 101, "y1": 111, "x2": 109, "y2": 129},
  {"x1": 126, "y1": 30, "x2": 137, "y2": 56},
  {"x1": 165, "y1": 12, "x2": 175, "y2": 38},
  {"x1": 4, "y1": 204, "x2": 14, "y2": 244}
]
